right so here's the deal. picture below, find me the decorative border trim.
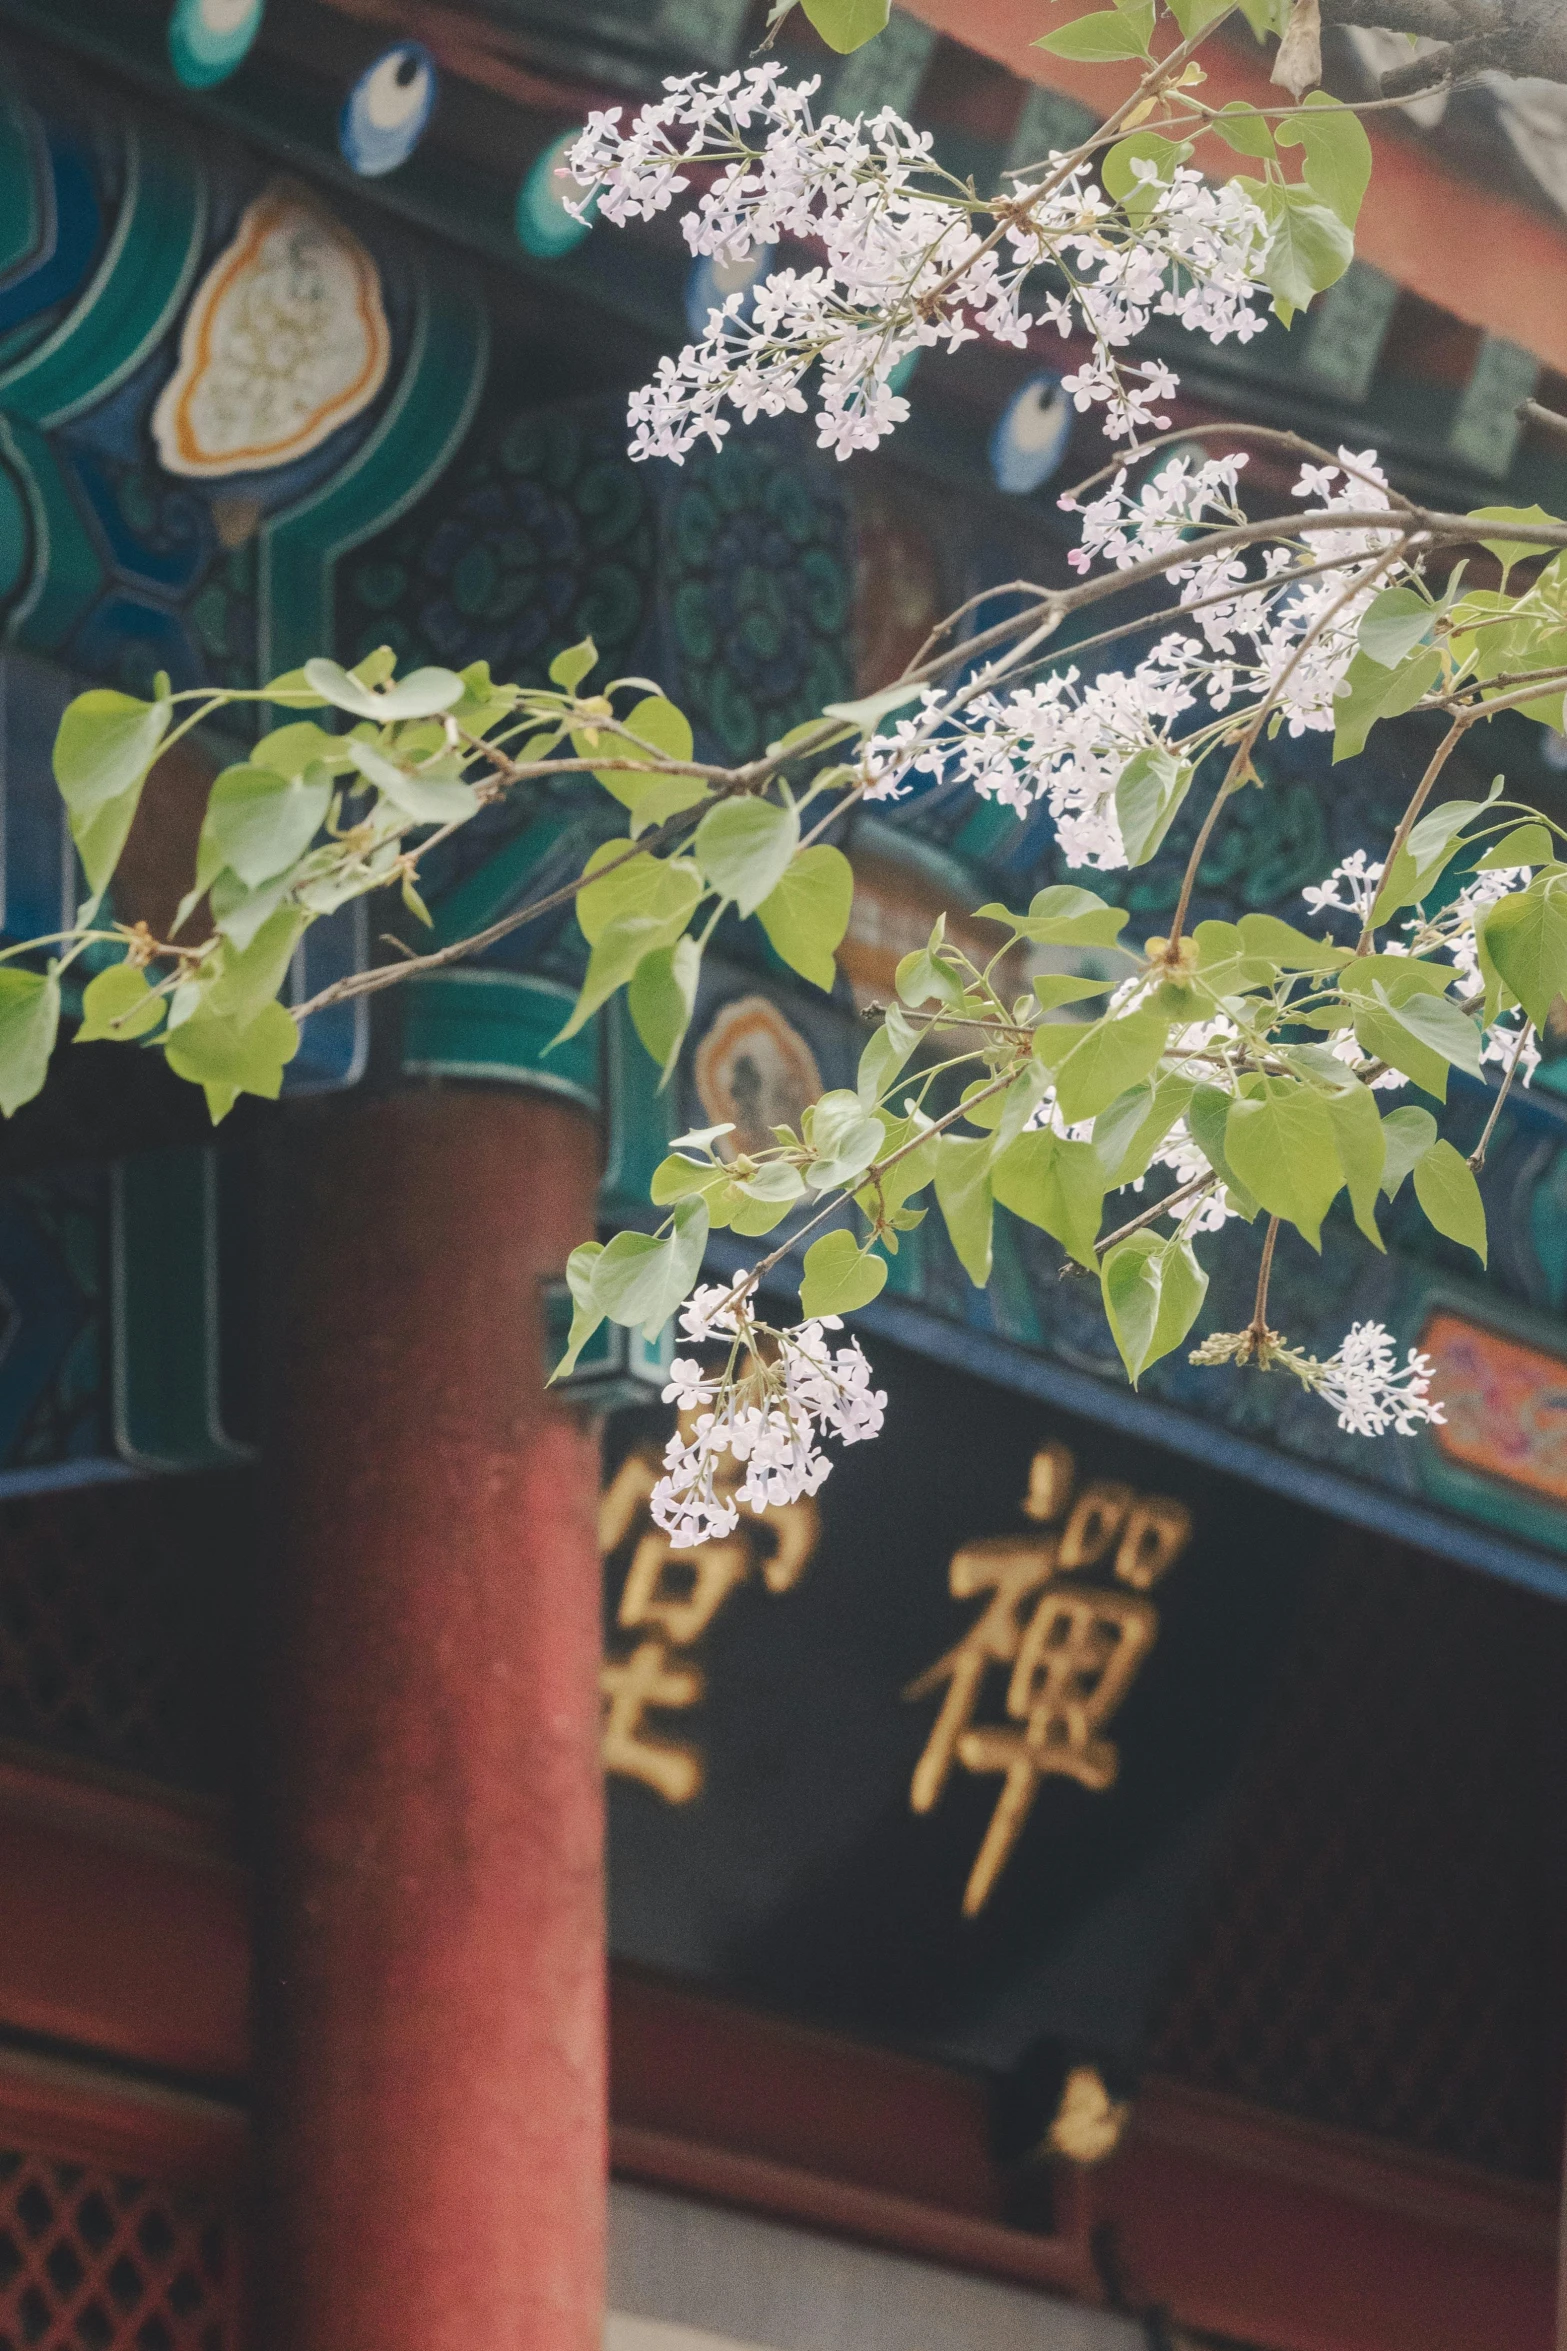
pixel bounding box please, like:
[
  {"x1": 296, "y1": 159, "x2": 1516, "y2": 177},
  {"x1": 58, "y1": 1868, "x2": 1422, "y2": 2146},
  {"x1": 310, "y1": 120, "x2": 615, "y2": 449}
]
[
  {"x1": 0, "y1": 2041, "x2": 246, "y2": 2184},
  {"x1": 699, "y1": 1235, "x2": 1567, "y2": 1604},
  {"x1": 0, "y1": 123, "x2": 207, "y2": 430},
  {"x1": 400, "y1": 969, "x2": 600, "y2": 1114},
  {"x1": 1403, "y1": 1272, "x2": 1567, "y2": 1556},
  {"x1": 110, "y1": 1150, "x2": 254, "y2": 1474}
]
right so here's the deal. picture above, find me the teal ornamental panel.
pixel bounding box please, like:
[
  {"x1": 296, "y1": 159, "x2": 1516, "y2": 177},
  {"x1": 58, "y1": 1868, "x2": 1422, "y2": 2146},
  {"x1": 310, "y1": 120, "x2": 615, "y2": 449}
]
[
  {"x1": 335, "y1": 396, "x2": 654, "y2": 689},
  {"x1": 0, "y1": 121, "x2": 208, "y2": 432},
  {"x1": 111, "y1": 1148, "x2": 252, "y2": 1473},
  {"x1": 257, "y1": 252, "x2": 489, "y2": 685},
  {"x1": 0, "y1": 93, "x2": 106, "y2": 355},
  {"x1": 0, "y1": 119, "x2": 207, "y2": 658},
  {"x1": 652, "y1": 425, "x2": 853, "y2": 764}
]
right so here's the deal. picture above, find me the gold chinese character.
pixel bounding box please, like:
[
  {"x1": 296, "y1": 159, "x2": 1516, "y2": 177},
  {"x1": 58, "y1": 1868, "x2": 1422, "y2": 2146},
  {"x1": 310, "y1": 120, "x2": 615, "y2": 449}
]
[
  {"x1": 620, "y1": 1531, "x2": 752, "y2": 1645},
  {"x1": 955, "y1": 1585, "x2": 1158, "y2": 1914},
  {"x1": 907, "y1": 1440, "x2": 1186, "y2": 1914},
  {"x1": 904, "y1": 1534, "x2": 1060, "y2": 1813},
  {"x1": 1057, "y1": 1481, "x2": 1136, "y2": 1570},
  {"x1": 754, "y1": 1495, "x2": 818, "y2": 1593},
  {"x1": 598, "y1": 1439, "x2": 822, "y2": 1802},
  {"x1": 1112, "y1": 1495, "x2": 1191, "y2": 1590},
  {"x1": 1048, "y1": 2065, "x2": 1132, "y2": 2165},
  {"x1": 600, "y1": 1641, "x2": 705, "y2": 1803},
  {"x1": 1022, "y1": 1439, "x2": 1074, "y2": 1524},
  {"x1": 1023, "y1": 1442, "x2": 1191, "y2": 1590}
]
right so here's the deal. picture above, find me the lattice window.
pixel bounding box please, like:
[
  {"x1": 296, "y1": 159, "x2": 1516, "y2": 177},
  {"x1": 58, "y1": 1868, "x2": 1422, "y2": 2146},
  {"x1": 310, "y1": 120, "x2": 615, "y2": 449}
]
[
  {"x1": 0, "y1": 2150, "x2": 234, "y2": 2350},
  {"x1": 1150, "y1": 1534, "x2": 1567, "y2": 2179},
  {"x1": 0, "y1": 1475, "x2": 252, "y2": 1793}
]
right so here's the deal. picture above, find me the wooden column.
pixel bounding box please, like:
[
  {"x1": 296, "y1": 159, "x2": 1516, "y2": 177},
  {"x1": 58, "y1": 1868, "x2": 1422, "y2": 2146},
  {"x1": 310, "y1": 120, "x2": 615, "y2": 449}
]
[{"x1": 258, "y1": 1090, "x2": 604, "y2": 2351}]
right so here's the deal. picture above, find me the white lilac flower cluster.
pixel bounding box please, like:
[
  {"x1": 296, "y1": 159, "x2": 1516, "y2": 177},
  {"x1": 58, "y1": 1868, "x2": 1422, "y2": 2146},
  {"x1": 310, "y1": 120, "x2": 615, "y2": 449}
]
[
  {"x1": 1313, "y1": 1321, "x2": 1446, "y2": 1437},
  {"x1": 1300, "y1": 847, "x2": 1384, "y2": 926},
  {"x1": 567, "y1": 66, "x2": 1270, "y2": 463},
  {"x1": 863, "y1": 664, "x2": 1190, "y2": 865},
  {"x1": 1021, "y1": 993, "x2": 1250, "y2": 1229},
  {"x1": 1304, "y1": 855, "x2": 1541, "y2": 1082},
  {"x1": 1152, "y1": 1116, "x2": 1245, "y2": 1233},
  {"x1": 1427, "y1": 866, "x2": 1542, "y2": 1080},
  {"x1": 648, "y1": 1289, "x2": 887, "y2": 1546},
  {"x1": 1296, "y1": 855, "x2": 1412, "y2": 1088},
  {"x1": 1060, "y1": 448, "x2": 1250, "y2": 573},
  {"x1": 861, "y1": 453, "x2": 1408, "y2": 867},
  {"x1": 1192, "y1": 1319, "x2": 1446, "y2": 1433}
]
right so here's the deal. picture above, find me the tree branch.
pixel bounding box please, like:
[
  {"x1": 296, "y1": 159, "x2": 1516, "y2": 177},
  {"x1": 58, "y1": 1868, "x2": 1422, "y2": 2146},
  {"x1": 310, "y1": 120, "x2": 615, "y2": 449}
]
[
  {"x1": 1519, "y1": 398, "x2": 1567, "y2": 449},
  {"x1": 1322, "y1": 0, "x2": 1567, "y2": 89}
]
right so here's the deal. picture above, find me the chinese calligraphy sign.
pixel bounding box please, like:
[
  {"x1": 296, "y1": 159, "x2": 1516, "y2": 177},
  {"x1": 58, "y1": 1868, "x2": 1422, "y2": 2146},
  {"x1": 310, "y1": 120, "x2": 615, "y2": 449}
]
[
  {"x1": 906, "y1": 1439, "x2": 1192, "y2": 1915},
  {"x1": 600, "y1": 1438, "x2": 821, "y2": 1802}
]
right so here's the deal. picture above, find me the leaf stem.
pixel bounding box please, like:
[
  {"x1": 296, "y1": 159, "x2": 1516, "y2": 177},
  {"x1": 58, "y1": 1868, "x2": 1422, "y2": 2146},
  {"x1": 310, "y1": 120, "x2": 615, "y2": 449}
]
[
  {"x1": 1248, "y1": 1215, "x2": 1280, "y2": 1342},
  {"x1": 290, "y1": 804, "x2": 711, "y2": 1021}
]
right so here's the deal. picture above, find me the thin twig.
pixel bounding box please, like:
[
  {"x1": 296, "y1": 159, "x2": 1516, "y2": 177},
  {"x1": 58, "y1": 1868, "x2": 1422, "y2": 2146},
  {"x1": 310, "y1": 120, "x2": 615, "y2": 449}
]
[
  {"x1": 1356, "y1": 713, "x2": 1471, "y2": 952},
  {"x1": 1248, "y1": 1215, "x2": 1280, "y2": 1340},
  {"x1": 905, "y1": 580, "x2": 1052, "y2": 677},
  {"x1": 1095, "y1": 1170, "x2": 1215, "y2": 1254},
  {"x1": 1167, "y1": 543, "x2": 1412, "y2": 955},
  {"x1": 900, "y1": 9, "x2": 1241, "y2": 324},
  {"x1": 1436, "y1": 662, "x2": 1567, "y2": 702},
  {"x1": 1469, "y1": 1022, "x2": 1534, "y2": 1171},
  {"x1": 723, "y1": 1061, "x2": 1026, "y2": 1309},
  {"x1": 291, "y1": 800, "x2": 712, "y2": 1021},
  {"x1": 1518, "y1": 398, "x2": 1567, "y2": 449},
  {"x1": 994, "y1": 543, "x2": 1398, "y2": 702}
]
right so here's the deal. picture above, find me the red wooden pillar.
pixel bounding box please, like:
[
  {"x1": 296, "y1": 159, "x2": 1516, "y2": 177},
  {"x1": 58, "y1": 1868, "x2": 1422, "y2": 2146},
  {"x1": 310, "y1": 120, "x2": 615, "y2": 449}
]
[{"x1": 258, "y1": 1089, "x2": 605, "y2": 2351}]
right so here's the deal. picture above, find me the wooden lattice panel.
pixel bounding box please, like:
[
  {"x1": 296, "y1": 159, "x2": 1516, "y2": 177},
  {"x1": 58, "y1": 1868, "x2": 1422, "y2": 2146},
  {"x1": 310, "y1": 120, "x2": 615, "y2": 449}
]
[
  {"x1": 1149, "y1": 1534, "x2": 1567, "y2": 2179},
  {"x1": 0, "y1": 2150, "x2": 234, "y2": 2351},
  {"x1": 0, "y1": 1477, "x2": 251, "y2": 1793}
]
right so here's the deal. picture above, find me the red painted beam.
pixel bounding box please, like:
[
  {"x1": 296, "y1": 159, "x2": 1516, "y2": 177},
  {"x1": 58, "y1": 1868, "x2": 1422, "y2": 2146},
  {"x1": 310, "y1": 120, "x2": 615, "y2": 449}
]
[
  {"x1": 610, "y1": 2121, "x2": 1098, "y2": 2296},
  {"x1": 611, "y1": 1968, "x2": 1012, "y2": 2220},
  {"x1": 0, "y1": 2041, "x2": 246, "y2": 2186},
  {"x1": 0, "y1": 1757, "x2": 248, "y2": 2081},
  {"x1": 1096, "y1": 2076, "x2": 1558, "y2": 2351},
  {"x1": 612, "y1": 1976, "x2": 1558, "y2": 2349},
  {"x1": 609, "y1": 1971, "x2": 1096, "y2": 2292},
  {"x1": 902, "y1": 0, "x2": 1567, "y2": 380}
]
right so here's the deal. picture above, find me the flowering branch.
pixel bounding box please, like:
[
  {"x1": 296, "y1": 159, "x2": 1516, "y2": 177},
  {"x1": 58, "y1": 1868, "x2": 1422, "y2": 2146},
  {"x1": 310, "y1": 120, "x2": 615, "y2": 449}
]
[{"x1": 15, "y1": 0, "x2": 1567, "y2": 1538}]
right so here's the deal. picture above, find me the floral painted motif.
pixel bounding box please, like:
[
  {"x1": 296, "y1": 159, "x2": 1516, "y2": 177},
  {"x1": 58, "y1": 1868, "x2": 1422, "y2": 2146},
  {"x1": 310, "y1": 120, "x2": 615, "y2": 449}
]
[
  {"x1": 152, "y1": 182, "x2": 389, "y2": 478},
  {"x1": 1422, "y1": 1313, "x2": 1567, "y2": 1502}
]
